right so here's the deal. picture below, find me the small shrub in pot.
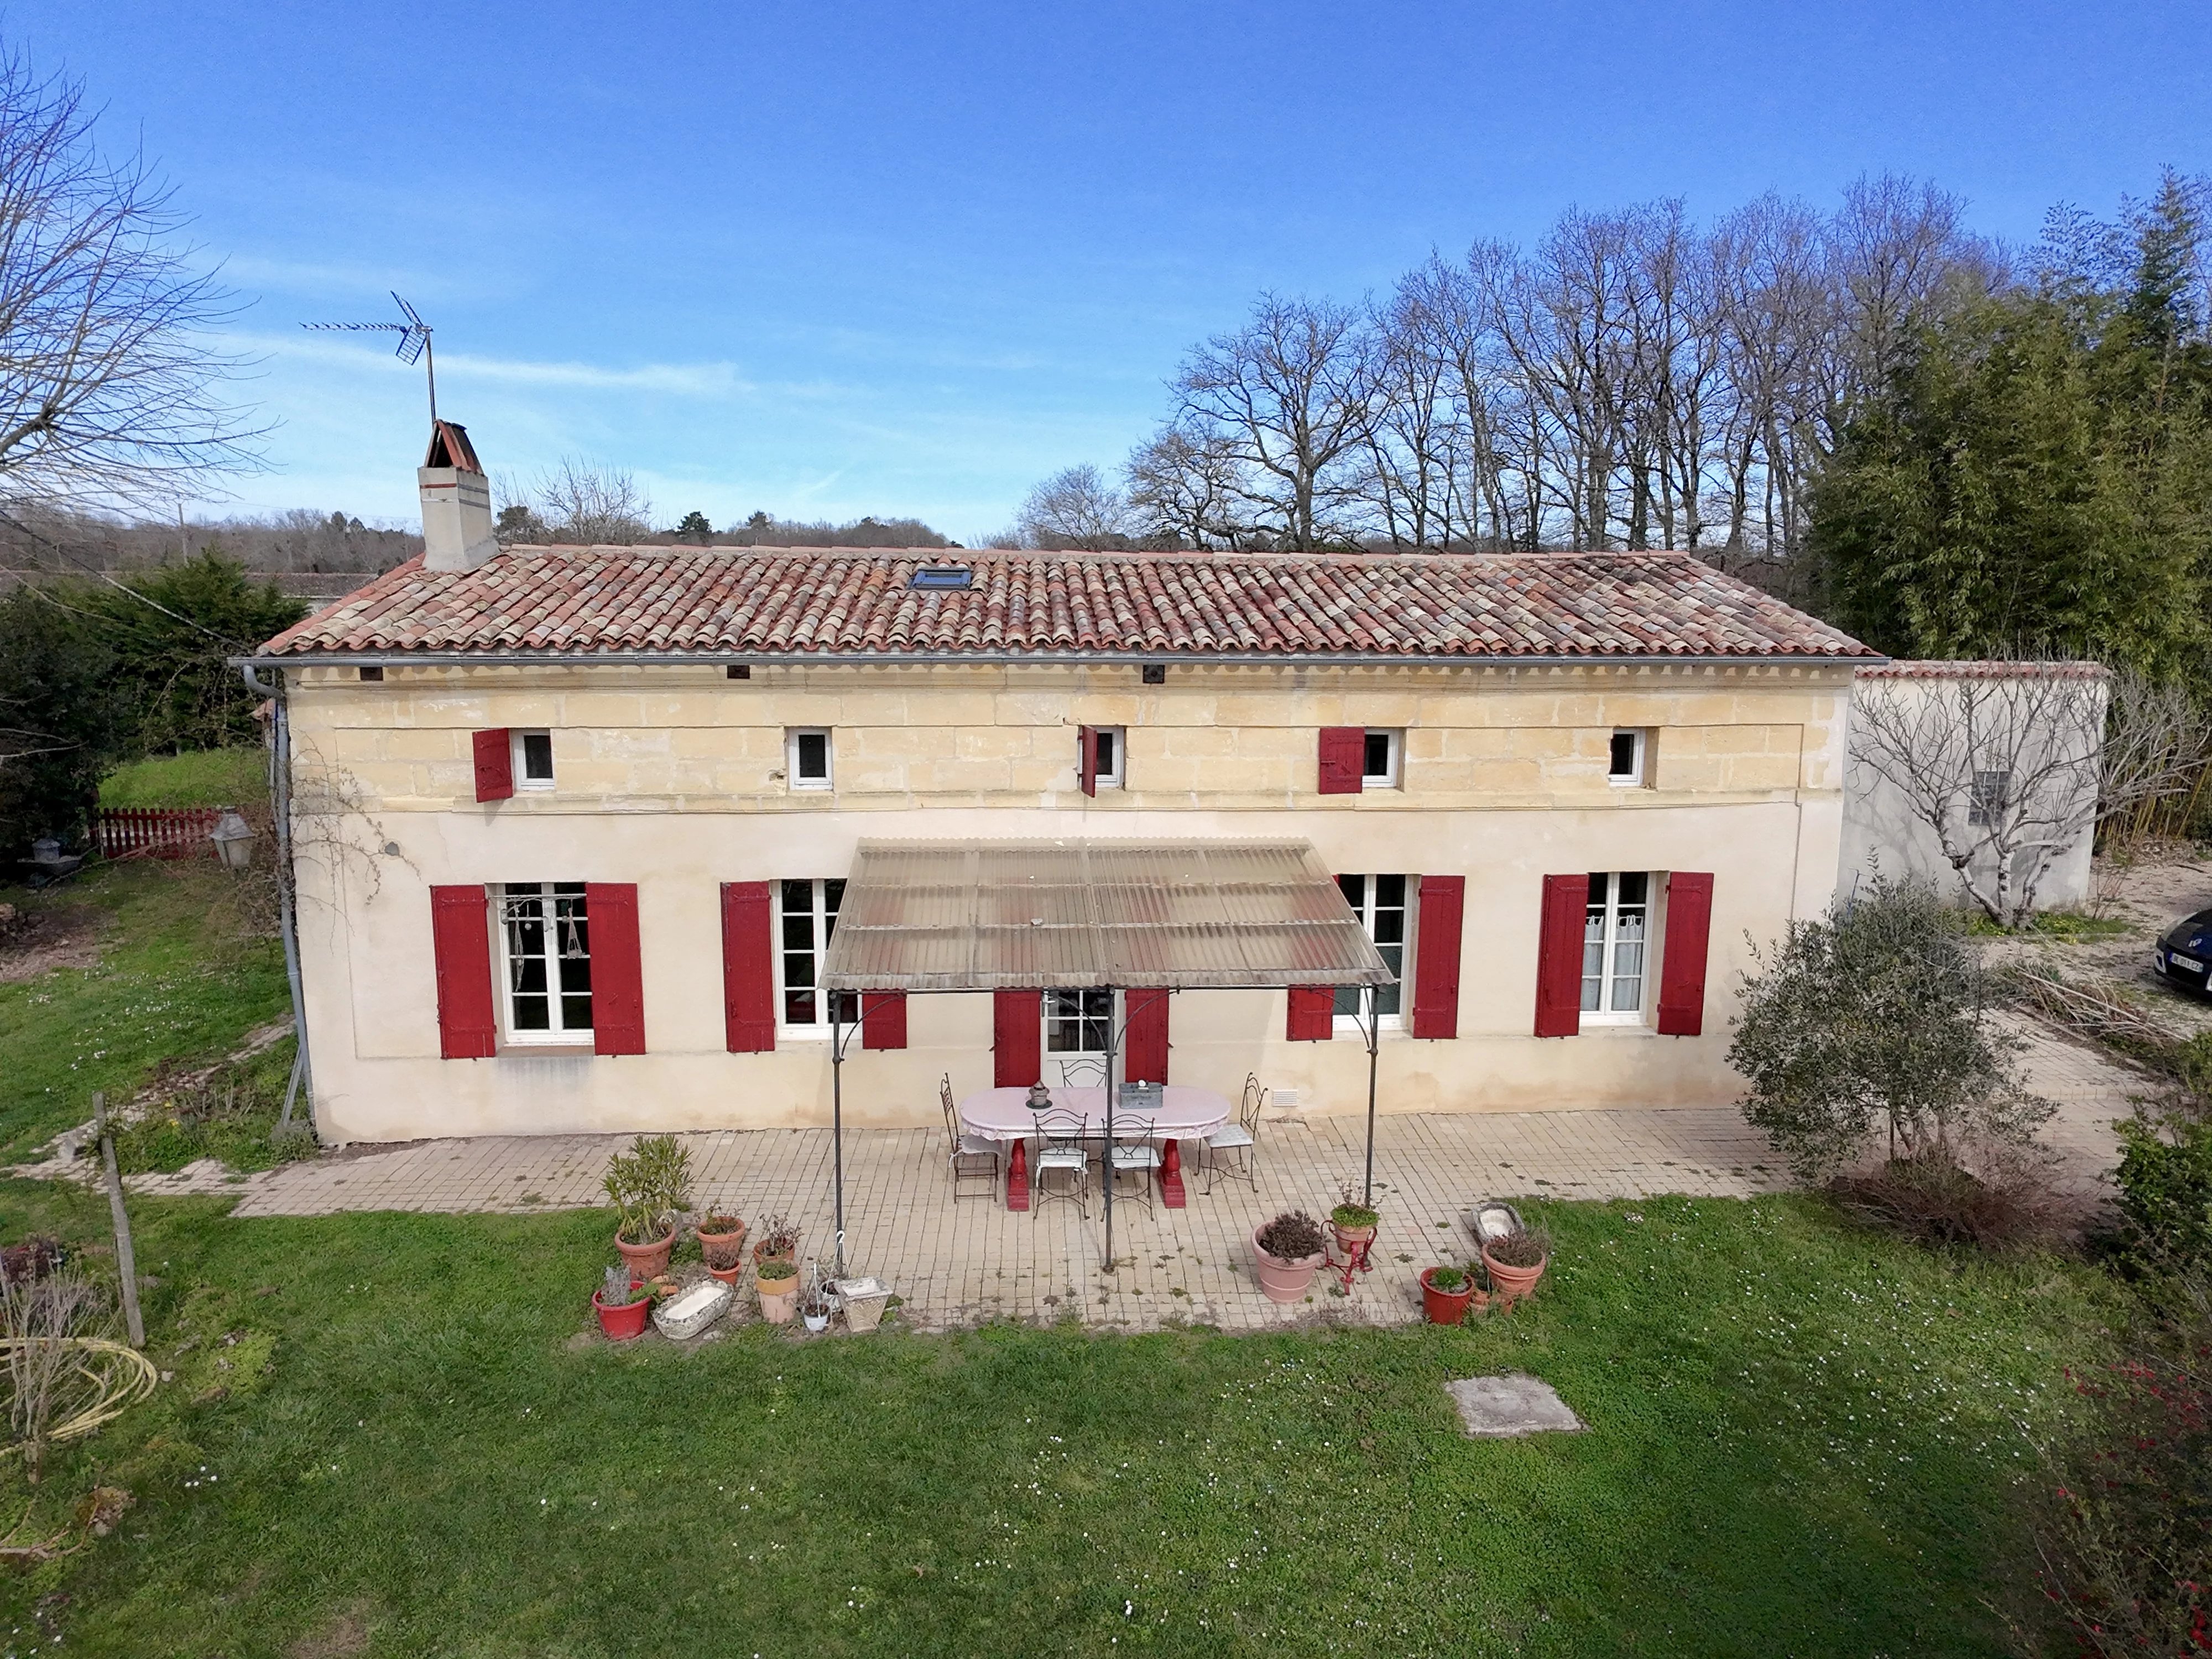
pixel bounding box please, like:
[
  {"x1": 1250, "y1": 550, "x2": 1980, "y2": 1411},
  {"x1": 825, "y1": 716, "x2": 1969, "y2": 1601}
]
[
  {"x1": 696, "y1": 1211, "x2": 749, "y2": 1276},
  {"x1": 1252, "y1": 1211, "x2": 1328, "y2": 1302},
  {"x1": 1481, "y1": 1224, "x2": 1550, "y2": 1306},
  {"x1": 602, "y1": 1134, "x2": 693, "y2": 1277},
  {"x1": 1418, "y1": 1262, "x2": 1480, "y2": 1325},
  {"x1": 755, "y1": 1255, "x2": 799, "y2": 1324},
  {"x1": 1329, "y1": 1182, "x2": 1380, "y2": 1245},
  {"x1": 592, "y1": 1264, "x2": 651, "y2": 1342}
]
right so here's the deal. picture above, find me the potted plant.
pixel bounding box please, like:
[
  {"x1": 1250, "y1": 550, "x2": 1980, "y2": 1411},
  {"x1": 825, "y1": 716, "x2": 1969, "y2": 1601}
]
[
  {"x1": 752, "y1": 1213, "x2": 799, "y2": 1271},
  {"x1": 1329, "y1": 1183, "x2": 1381, "y2": 1257},
  {"x1": 697, "y1": 1210, "x2": 749, "y2": 1284},
  {"x1": 799, "y1": 1270, "x2": 833, "y2": 1334},
  {"x1": 602, "y1": 1134, "x2": 693, "y2": 1278},
  {"x1": 592, "y1": 1265, "x2": 651, "y2": 1342},
  {"x1": 1250, "y1": 1211, "x2": 1328, "y2": 1303},
  {"x1": 1480, "y1": 1224, "x2": 1551, "y2": 1307},
  {"x1": 755, "y1": 1255, "x2": 799, "y2": 1323},
  {"x1": 1418, "y1": 1263, "x2": 1481, "y2": 1326}
]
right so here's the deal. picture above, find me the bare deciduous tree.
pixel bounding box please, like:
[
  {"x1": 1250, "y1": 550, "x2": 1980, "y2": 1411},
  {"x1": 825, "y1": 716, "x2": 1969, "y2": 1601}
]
[
  {"x1": 1169, "y1": 293, "x2": 1380, "y2": 548},
  {"x1": 1014, "y1": 464, "x2": 1131, "y2": 549},
  {"x1": 1124, "y1": 424, "x2": 1246, "y2": 549},
  {"x1": 0, "y1": 50, "x2": 260, "y2": 512},
  {"x1": 528, "y1": 460, "x2": 653, "y2": 545},
  {"x1": 1848, "y1": 666, "x2": 2114, "y2": 928}
]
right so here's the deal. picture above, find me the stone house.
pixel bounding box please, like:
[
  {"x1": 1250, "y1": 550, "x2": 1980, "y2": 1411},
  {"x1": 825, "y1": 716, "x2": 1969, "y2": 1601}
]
[{"x1": 244, "y1": 425, "x2": 1877, "y2": 1146}]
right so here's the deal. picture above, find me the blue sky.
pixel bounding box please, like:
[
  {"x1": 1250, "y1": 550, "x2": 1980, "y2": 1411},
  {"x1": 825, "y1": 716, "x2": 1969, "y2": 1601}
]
[{"x1": 19, "y1": 1, "x2": 2206, "y2": 540}]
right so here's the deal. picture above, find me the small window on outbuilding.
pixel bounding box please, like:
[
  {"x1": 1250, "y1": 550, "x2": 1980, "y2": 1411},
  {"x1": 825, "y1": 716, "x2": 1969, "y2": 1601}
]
[{"x1": 1968, "y1": 769, "x2": 2011, "y2": 827}]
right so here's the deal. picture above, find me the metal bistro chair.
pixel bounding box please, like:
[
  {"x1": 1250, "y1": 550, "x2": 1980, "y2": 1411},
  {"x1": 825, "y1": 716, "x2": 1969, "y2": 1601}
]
[
  {"x1": 1204, "y1": 1072, "x2": 1264, "y2": 1194},
  {"x1": 1054, "y1": 1055, "x2": 1108, "y2": 1090},
  {"x1": 1106, "y1": 1115, "x2": 1162, "y2": 1217},
  {"x1": 939, "y1": 1073, "x2": 1000, "y2": 1202},
  {"x1": 1031, "y1": 1108, "x2": 1093, "y2": 1218}
]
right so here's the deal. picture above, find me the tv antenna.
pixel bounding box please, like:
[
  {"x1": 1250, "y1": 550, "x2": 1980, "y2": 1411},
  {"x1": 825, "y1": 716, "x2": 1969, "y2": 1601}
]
[{"x1": 304, "y1": 293, "x2": 438, "y2": 424}]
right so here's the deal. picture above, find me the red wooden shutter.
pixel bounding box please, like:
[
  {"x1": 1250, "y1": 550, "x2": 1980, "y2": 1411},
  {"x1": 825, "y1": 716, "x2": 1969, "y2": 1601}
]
[
  {"x1": 585, "y1": 883, "x2": 645, "y2": 1056},
  {"x1": 1286, "y1": 985, "x2": 1335, "y2": 1041},
  {"x1": 1656, "y1": 872, "x2": 1715, "y2": 1036},
  {"x1": 862, "y1": 992, "x2": 907, "y2": 1050},
  {"x1": 720, "y1": 881, "x2": 776, "y2": 1052},
  {"x1": 1124, "y1": 989, "x2": 1170, "y2": 1082},
  {"x1": 1411, "y1": 875, "x2": 1465, "y2": 1039},
  {"x1": 1534, "y1": 874, "x2": 1587, "y2": 1037},
  {"x1": 993, "y1": 990, "x2": 1042, "y2": 1087},
  {"x1": 430, "y1": 885, "x2": 498, "y2": 1058},
  {"x1": 1078, "y1": 726, "x2": 1099, "y2": 797},
  {"x1": 472, "y1": 729, "x2": 514, "y2": 802},
  {"x1": 1318, "y1": 727, "x2": 1365, "y2": 795}
]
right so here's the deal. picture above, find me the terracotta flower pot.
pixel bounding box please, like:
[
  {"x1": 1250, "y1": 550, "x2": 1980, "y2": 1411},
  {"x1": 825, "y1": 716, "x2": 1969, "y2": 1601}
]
[
  {"x1": 753, "y1": 1239, "x2": 796, "y2": 1269},
  {"x1": 696, "y1": 1219, "x2": 749, "y2": 1271},
  {"x1": 706, "y1": 1263, "x2": 744, "y2": 1286},
  {"x1": 1329, "y1": 1219, "x2": 1378, "y2": 1259},
  {"x1": 614, "y1": 1226, "x2": 675, "y2": 1280},
  {"x1": 1250, "y1": 1225, "x2": 1326, "y2": 1303},
  {"x1": 1419, "y1": 1266, "x2": 1481, "y2": 1326},
  {"x1": 593, "y1": 1287, "x2": 651, "y2": 1342},
  {"x1": 757, "y1": 1275, "x2": 799, "y2": 1324},
  {"x1": 1480, "y1": 1244, "x2": 1547, "y2": 1307}
]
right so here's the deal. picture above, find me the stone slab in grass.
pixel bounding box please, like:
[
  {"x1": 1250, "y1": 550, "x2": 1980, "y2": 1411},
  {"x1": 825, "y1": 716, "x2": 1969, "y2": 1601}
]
[{"x1": 1447, "y1": 1373, "x2": 1585, "y2": 1437}]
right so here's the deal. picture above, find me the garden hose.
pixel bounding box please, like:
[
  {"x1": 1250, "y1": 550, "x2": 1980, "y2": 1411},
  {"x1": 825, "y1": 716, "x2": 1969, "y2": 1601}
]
[{"x1": 0, "y1": 1338, "x2": 159, "y2": 1452}]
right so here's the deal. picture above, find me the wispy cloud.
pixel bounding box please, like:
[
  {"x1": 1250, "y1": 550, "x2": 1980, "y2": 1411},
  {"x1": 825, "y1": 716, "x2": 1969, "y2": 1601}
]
[{"x1": 234, "y1": 331, "x2": 753, "y2": 398}]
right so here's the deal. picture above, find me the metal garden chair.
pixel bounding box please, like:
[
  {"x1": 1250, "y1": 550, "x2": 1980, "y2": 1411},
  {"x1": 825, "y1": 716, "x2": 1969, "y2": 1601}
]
[
  {"x1": 938, "y1": 1073, "x2": 1000, "y2": 1202},
  {"x1": 1106, "y1": 1115, "x2": 1162, "y2": 1217},
  {"x1": 1203, "y1": 1073, "x2": 1264, "y2": 1194},
  {"x1": 1031, "y1": 1108, "x2": 1093, "y2": 1218}
]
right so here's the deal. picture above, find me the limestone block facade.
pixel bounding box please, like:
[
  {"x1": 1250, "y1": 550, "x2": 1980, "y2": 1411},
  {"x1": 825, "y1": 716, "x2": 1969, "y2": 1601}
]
[{"x1": 281, "y1": 656, "x2": 1855, "y2": 1143}]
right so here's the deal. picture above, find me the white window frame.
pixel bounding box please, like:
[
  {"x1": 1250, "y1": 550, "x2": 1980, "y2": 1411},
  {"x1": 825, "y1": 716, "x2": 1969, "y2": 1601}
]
[
  {"x1": 1581, "y1": 871, "x2": 1652, "y2": 1025},
  {"x1": 1608, "y1": 729, "x2": 1646, "y2": 787},
  {"x1": 495, "y1": 880, "x2": 593, "y2": 1045},
  {"x1": 775, "y1": 878, "x2": 856, "y2": 1038},
  {"x1": 1361, "y1": 729, "x2": 1402, "y2": 789},
  {"x1": 1333, "y1": 873, "x2": 1408, "y2": 1034},
  {"x1": 1091, "y1": 726, "x2": 1125, "y2": 789},
  {"x1": 1042, "y1": 988, "x2": 1114, "y2": 1083},
  {"x1": 787, "y1": 728, "x2": 833, "y2": 791},
  {"x1": 512, "y1": 729, "x2": 555, "y2": 791}
]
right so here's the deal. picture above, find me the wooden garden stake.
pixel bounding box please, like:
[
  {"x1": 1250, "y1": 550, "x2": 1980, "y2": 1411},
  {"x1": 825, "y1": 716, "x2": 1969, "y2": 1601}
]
[{"x1": 92, "y1": 1092, "x2": 145, "y2": 1349}]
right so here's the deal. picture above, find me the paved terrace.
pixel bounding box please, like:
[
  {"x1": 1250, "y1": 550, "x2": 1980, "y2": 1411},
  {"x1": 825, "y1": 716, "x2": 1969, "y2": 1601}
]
[{"x1": 64, "y1": 1020, "x2": 2142, "y2": 1335}]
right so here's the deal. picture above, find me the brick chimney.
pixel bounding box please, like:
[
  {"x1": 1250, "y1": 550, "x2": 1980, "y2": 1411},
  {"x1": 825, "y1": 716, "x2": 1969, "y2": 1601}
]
[{"x1": 419, "y1": 420, "x2": 499, "y2": 572}]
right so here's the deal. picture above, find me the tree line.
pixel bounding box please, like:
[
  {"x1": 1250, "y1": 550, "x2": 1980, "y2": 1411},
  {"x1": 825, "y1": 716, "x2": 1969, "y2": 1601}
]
[{"x1": 1007, "y1": 173, "x2": 2212, "y2": 688}]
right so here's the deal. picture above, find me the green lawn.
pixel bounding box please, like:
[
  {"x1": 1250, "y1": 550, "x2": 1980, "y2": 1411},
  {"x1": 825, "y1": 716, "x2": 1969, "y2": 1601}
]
[
  {"x1": 97, "y1": 747, "x2": 269, "y2": 810},
  {"x1": 0, "y1": 860, "x2": 291, "y2": 1162},
  {"x1": 0, "y1": 1180, "x2": 2116, "y2": 1658}
]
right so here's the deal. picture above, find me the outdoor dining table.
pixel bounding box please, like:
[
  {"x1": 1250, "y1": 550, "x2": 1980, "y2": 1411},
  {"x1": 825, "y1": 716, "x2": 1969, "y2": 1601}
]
[{"x1": 958, "y1": 1085, "x2": 1233, "y2": 1212}]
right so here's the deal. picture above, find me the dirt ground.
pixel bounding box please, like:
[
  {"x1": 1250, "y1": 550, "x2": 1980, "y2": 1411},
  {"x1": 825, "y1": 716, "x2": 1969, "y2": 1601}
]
[
  {"x1": 0, "y1": 901, "x2": 111, "y2": 984},
  {"x1": 1982, "y1": 846, "x2": 2212, "y2": 1042}
]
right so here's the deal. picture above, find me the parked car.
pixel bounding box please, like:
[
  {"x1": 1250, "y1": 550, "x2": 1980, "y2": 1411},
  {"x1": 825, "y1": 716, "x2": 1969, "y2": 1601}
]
[{"x1": 2154, "y1": 907, "x2": 2212, "y2": 995}]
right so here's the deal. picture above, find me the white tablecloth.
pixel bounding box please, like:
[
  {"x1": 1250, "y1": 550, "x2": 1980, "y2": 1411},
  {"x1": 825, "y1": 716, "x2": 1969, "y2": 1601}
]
[{"x1": 958, "y1": 1085, "x2": 1231, "y2": 1143}]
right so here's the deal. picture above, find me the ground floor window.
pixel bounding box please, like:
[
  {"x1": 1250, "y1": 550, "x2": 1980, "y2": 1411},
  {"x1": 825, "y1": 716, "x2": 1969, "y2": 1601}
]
[
  {"x1": 498, "y1": 881, "x2": 592, "y2": 1040},
  {"x1": 1582, "y1": 872, "x2": 1650, "y2": 1021},
  {"x1": 1334, "y1": 874, "x2": 1406, "y2": 1029},
  {"x1": 780, "y1": 878, "x2": 857, "y2": 1032},
  {"x1": 1044, "y1": 988, "x2": 1113, "y2": 1062}
]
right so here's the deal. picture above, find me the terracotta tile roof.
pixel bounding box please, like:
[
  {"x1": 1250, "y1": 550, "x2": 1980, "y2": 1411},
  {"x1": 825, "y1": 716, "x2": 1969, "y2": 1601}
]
[{"x1": 259, "y1": 546, "x2": 1877, "y2": 662}]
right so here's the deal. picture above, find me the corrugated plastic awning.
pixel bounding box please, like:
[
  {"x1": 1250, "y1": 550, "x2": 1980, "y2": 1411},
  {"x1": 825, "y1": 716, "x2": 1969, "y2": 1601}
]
[{"x1": 818, "y1": 839, "x2": 1396, "y2": 992}]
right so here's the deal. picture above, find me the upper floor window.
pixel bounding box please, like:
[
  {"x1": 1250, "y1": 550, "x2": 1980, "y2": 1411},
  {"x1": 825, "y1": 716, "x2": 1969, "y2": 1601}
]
[
  {"x1": 1582, "y1": 872, "x2": 1649, "y2": 1021},
  {"x1": 779, "y1": 878, "x2": 857, "y2": 1033},
  {"x1": 498, "y1": 881, "x2": 592, "y2": 1041},
  {"x1": 1334, "y1": 873, "x2": 1407, "y2": 1030},
  {"x1": 788, "y1": 729, "x2": 833, "y2": 790},
  {"x1": 513, "y1": 730, "x2": 555, "y2": 790},
  {"x1": 1363, "y1": 730, "x2": 1402, "y2": 788},
  {"x1": 1608, "y1": 729, "x2": 1647, "y2": 787},
  {"x1": 1093, "y1": 727, "x2": 1124, "y2": 789}
]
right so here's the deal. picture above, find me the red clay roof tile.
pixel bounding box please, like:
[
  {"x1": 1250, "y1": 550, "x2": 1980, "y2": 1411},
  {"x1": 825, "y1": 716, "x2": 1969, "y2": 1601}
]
[{"x1": 260, "y1": 546, "x2": 1877, "y2": 661}]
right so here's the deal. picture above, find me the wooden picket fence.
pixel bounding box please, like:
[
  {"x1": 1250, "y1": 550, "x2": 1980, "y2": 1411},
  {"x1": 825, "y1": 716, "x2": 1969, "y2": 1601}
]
[{"x1": 96, "y1": 806, "x2": 224, "y2": 860}]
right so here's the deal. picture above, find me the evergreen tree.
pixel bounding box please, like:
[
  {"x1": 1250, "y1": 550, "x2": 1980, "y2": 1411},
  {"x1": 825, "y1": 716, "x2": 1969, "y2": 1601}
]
[
  {"x1": 1809, "y1": 175, "x2": 2212, "y2": 679},
  {"x1": 0, "y1": 588, "x2": 118, "y2": 858}
]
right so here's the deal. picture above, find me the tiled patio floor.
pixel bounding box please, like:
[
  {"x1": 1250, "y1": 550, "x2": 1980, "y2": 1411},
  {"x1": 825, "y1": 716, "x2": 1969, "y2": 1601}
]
[{"x1": 75, "y1": 1016, "x2": 2148, "y2": 1334}]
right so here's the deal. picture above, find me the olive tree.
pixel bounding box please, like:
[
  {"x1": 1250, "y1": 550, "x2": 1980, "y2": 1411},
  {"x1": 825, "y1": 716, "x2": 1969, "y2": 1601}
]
[{"x1": 1728, "y1": 876, "x2": 2051, "y2": 1179}]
